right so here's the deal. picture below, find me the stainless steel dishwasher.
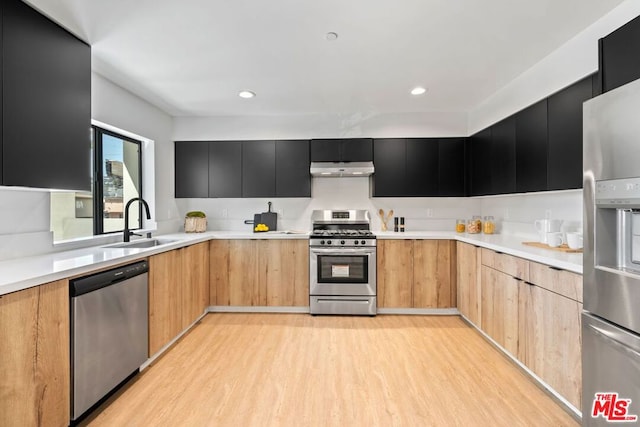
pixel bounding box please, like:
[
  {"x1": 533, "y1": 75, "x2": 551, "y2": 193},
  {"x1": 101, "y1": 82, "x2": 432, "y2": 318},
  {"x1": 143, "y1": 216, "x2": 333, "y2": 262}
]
[{"x1": 70, "y1": 260, "x2": 149, "y2": 422}]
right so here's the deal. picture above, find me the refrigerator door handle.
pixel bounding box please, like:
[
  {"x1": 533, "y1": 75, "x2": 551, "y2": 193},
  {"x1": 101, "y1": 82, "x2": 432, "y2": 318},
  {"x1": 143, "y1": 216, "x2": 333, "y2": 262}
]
[{"x1": 586, "y1": 322, "x2": 640, "y2": 358}]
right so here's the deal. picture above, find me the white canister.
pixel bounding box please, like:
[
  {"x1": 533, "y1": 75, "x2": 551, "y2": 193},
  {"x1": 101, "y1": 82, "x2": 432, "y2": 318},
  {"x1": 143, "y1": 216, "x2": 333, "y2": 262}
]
[{"x1": 535, "y1": 219, "x2": 563, "y2": 243}]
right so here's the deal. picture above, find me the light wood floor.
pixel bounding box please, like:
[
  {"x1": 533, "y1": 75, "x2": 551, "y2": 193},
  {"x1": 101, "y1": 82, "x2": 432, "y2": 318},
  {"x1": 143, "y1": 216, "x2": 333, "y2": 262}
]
[{"x1": 83, "y1": 314, "x2": 578, "y2": 426}]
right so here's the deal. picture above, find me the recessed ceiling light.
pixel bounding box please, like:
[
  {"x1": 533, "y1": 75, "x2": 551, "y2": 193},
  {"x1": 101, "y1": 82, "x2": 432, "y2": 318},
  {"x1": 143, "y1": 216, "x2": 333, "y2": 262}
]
[
  {"x1": 238, "y1": 90, "x2": 256, "y2": 99},
  {"x1": 410, "y1": 87, "x2": 427, "y2": 96},
  {"x1": 326, "y1": 32, "x2": 338, "y2": 41}
]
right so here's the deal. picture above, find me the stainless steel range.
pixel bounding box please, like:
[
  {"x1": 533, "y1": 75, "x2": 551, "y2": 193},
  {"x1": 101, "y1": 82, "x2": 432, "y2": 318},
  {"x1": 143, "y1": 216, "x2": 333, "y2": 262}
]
[{"x1": 309, "y1": 210, "x2": 376, "y2": 316}]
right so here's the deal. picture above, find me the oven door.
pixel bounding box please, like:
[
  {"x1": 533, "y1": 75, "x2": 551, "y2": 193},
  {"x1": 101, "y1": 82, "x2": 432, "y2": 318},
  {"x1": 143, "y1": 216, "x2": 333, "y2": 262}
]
[{"x1": 309, "y1": 247, "x2": 376, "y2": 296}]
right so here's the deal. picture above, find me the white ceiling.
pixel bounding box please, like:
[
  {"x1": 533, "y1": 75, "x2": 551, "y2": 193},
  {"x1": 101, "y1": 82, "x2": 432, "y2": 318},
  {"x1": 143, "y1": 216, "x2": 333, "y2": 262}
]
[{"x1": 26, "y1": 0, "x2": 623, "y2": 117}]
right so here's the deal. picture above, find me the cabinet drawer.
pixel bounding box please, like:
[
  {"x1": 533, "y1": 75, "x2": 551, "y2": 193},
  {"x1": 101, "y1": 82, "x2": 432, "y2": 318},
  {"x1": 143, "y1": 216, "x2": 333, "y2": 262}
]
[
  {"x1": 481, "y1": 248, "x2": 529, "y2": 281},
  {"x1": 528, "y1": 261, "x2": 582, "y2": 303}
]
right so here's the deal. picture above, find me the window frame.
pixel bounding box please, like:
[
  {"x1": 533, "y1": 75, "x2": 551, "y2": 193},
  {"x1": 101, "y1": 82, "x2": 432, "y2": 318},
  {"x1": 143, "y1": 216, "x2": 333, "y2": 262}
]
[{"x1": 92, "y1": 125, "x2": 144, "y2": 236}]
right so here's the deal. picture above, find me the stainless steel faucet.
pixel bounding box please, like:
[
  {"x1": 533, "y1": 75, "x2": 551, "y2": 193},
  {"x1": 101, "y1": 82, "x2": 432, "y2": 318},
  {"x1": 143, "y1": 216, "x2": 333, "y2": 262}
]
[{"x1": 123, "y1": 197, "x2": 151, "y2": 242}]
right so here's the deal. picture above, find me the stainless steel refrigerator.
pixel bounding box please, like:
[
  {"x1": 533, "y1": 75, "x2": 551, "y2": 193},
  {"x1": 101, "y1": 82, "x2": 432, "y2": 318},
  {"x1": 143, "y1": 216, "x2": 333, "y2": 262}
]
[{"x1": 583, "y1": 77, "x2": 640, "y2": 426}]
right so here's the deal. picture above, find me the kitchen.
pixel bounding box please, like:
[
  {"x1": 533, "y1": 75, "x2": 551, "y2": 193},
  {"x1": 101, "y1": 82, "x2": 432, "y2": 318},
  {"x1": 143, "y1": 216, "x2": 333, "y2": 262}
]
[{"x1": 1, "y1": 0, "x2": 640, "y2": 426}]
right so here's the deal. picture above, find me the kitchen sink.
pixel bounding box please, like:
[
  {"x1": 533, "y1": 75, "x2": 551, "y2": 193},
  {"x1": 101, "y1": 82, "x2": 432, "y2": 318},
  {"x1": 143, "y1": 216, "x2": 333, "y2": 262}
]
[{"x1": 102, "y1": 238, "x2": 179, "y2": 249}]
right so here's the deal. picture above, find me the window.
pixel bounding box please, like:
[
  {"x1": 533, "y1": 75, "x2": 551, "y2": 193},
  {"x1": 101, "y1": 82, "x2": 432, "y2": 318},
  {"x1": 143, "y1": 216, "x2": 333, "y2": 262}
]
[{"x1": 51, "y1": 126, "x2": 143, "y2": 242}]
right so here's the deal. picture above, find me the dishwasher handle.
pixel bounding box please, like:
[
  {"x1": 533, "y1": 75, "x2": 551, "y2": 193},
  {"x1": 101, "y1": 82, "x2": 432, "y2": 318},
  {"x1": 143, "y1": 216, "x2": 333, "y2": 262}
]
[{"x1": 70, "y1": 260, "x2": 149, "y2": 297}]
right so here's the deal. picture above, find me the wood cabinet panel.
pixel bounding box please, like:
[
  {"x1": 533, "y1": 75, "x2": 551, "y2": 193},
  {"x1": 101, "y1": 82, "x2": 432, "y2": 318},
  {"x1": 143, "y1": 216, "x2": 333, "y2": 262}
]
[
  {"x1": 182, "y1": 242, "x2": 210, "y2": 327},
  {"x1": 456, "y1": 242, "x2": 481, "y2": 325},
  {"x1": 480, "y1": 266, "x2": 519, "y2": 356},
  {"x1": 519, "y1": 282, "x2": 582, "y2": 409},
  {"x1": 413, "y1": 240, "x2": 456, "y2": 308},
  {"x1": 0, "y1": 280, "x2": 70, "y2": 427},
  {"x1": 377, "y1": 240, "x2": 414, "y2": 308},
  {"x1": 528, "y1": 261, "x2": 582, "y2": 303},
  {"x1": 210, "y1": 240, "x2": 230, "y2": 305},
  {"x1": 480, "y1": 248, "x2": 529, "y2": 282},
  {"x1": 262, "y1": 240, "x2": 309, "y2": 306},
  {"x1": 228, "y1": 240, "x2": 265, "y2": 306},
  {"x1": 149, "y1": 250, "x2": 183, "y2": 355}
]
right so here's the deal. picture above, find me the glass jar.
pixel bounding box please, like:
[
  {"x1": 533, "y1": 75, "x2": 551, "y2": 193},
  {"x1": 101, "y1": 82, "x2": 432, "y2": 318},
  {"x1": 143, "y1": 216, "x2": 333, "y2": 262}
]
[
  {"x1": 467, "y1": 216, "x2": 482, "y2": 234},
  {"x1": 455, "y1": 219, "x2": 466, "y2": 233},
  {"x1": 483, "y1": 216, "x2": 495, "y2": 234}
]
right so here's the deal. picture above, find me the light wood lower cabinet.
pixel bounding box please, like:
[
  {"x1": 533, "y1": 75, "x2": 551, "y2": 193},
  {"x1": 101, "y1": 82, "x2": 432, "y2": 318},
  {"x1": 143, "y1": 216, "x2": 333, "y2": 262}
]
[
  {"x1": 210, "y1": 239, "x2": 309, "y2": 307},
  {"x1": 520, "y1": 263, "x2": 582, "y2": 409},
  {"x1": 456, "y1": 242, "x2": 481, "y2": 325},
  {"x1": 149, "y1": 242, "x2": 210, "y2": 356},
  {"x1": 480, "y1": 265, "x2": 519, "y2": 356},
  {"x1": 0, "y1": 280, "x2": 70, "y2": 427},
  {"x1": 378, "y1": 239, "x2": 456, "y2": 309}
]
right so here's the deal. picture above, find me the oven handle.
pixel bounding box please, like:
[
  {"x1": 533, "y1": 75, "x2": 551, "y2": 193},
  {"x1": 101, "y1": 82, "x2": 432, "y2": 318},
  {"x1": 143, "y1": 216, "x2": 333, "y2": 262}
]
[{"x1": 310, "y1": 247, "x2": 376, "y2": 255}]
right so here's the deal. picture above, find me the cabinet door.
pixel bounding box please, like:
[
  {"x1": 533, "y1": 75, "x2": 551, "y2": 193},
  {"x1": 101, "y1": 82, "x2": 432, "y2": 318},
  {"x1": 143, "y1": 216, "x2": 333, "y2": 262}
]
[
  {"x1": 275, "y1": 140, "x2": 310, "y2": 197},
  {"x1": 0, "y1": 280, "x2": 69, "y2": 427},
  {"x1": 519, "y1": 283, "x2": 582, "y2": 409},
  {"x1": 209, "y1": 142, "x2": 242, "y2": 197},
  {"x1": 372, "y1": 139, "x2": 406, "y2": 197},
  {"x1": 228, "y1": 240, "x2": 266, "y2": 306},
  {"x1": 310, "y1": 139, "x2": 341, "y2": 161},
  {"x1": 438, "y1": 138, "x2": 466, "y2": 196},
  {"x1": 547, "y1": 76, "x2": 592, "y2": 190},
  {"x1": 341, "y1": 138, "x2": 373, "y2": 162},
  {"x1": 175, "y1": 142, "x2": 209, "y2": 198},
  {"x1": 601, "y1": 15, "x2": 640, "y2": 93},
  {"x1": 480, "y1": 266, "x2": 519, "y2": 356},
  {"x1": 181, "y1": 242, "x2": 210, "y2": 328},
  {"x1": 242, "y1": 141, "x2": 276, "y2": 197},
  {"x1": 3, "y1": 0, "x2": 91, "y2": 191},
  {"x1": 470, "y1": 128, "x2": 492, "y2": 196},
  {"x1": 377, "y1": 240, "x2": 413, "y2": 308},
  {"x1": 516, "y1": 100, "x2": 548, "y2": 193},
  {"x1": 456, "y1": 242, "x2": 481, "y2": 325},
  {"x1": 491, "y1": 116, "x2": 516, "y2": 194},
  {"x1": 149, "y1": 250, "x2": 183, "y2": 355},
  {"x1": 413, "y1": 240, "x2": 456, "y2": 308},
  {"x1": 210, "y1": 240, "x2": 230, "y2": 305},
  {"x1": 261, "y1": 240, "x2": 309, "y2": 306},
  {"x1": 406, "y1": 139, "x2": 438, "y2": 196}
]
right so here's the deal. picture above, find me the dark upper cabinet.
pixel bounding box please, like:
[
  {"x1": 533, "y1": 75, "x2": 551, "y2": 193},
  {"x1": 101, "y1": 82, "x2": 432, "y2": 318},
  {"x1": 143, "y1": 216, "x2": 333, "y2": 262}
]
[
  {"x1": 491, "y1": 116, "x2": 516, "y2": 194},
  {"x1": 547, "y1": 76, "x2": 593, "y2": 190},
  {"x1": 372, "y1": 139, "x2": 406, "y2": 197},
  {"x1": 438, "y1": 138, "x2": 466, "y2": 197},
  {"x1": 175, "y1": 142, "x2": 209, "y2": 198},
  {"x1": 406, "y1": 139, "x2": 438, "y2": 196},
  {"x1": 600, "y1": 15, "x2": 640, "y2": 94},
  {"x1": 242, "y1": 141, "x2": 276, "y2": 197},
  {"x1": 2, "y1": 0, "x2": 91, "y2": 191},
  {"x1": 310, "y1": 139, "x2": 373, "y2": 162},
  {"x1": 275, "y1": 140, "x2": 310, "y2": 197},
  {"x1": 516, "y1": 99, "x2": 548, "y2": 193},
  {"x1": 209, "y1": 142, "x2": 242, "y2": 198},
  {"x1": 470, "y1": 128, "x2": 492, "y2": 196}
]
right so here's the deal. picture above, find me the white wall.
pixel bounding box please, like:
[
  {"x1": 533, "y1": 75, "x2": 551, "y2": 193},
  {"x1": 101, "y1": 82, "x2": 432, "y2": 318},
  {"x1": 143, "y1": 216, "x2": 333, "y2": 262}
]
[
  {"x1": 173, "y1": 112, "x2": 468, "y2": 141},
  {"x1": 469, "y1": 0, "x2": 640, "y2": 134},
  {"x1": 92, "y1": 72, "x2": 180, "y2": 234}
]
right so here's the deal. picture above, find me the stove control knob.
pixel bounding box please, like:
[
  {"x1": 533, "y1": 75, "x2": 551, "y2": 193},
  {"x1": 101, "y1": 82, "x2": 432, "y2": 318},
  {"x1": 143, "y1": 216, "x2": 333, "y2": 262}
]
[
  {"x1": 361, "y1": 240, "x2": 366, "y2": 245},
  {"x1": 327, "y1": 240, "x2": 332, "y2": 245},
  {"x1": 354, "y1": 240, "x2": 359, "y2": 245},
  {"x1": 320, "y1": 240, "x2": 325, "y2": 245},
  {"x1": 340, "y1": 240, "x2": 346, "y2": 245}
]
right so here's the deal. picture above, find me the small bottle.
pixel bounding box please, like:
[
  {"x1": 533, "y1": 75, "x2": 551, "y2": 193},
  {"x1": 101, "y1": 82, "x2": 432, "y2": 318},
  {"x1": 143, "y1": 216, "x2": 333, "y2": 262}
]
[
  {"x1": 483, "y1": 216, "x2": 495, "y2": 234},
  {"x1": 467, "y1": 216, "x2": 482, "y2": 234},
  {"x1": 456, "y1": 219, "x2": 466, "y2": 233},
  {"x1": 400, "y1": 217, "x2": 405, "y2": 232},
  {"x1": 394, "y1": 217, "x2": 399, "y2": 232}
]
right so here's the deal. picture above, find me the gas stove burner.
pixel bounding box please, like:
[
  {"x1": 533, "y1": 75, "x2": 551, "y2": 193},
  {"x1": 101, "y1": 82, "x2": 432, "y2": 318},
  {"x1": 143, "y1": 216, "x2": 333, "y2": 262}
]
[{"x1": 311, "y1": 229, "x2": 375, "y2": 238}]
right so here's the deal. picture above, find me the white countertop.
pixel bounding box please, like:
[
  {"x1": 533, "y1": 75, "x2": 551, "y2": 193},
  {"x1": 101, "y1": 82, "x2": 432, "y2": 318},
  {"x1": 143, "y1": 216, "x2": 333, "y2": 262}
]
[
  {"x1": 376, "y1": 231, "x2": 583, "y2": 274},
  {"x1": 0, "y1": 229, "x2": 580, "y2": 297}
]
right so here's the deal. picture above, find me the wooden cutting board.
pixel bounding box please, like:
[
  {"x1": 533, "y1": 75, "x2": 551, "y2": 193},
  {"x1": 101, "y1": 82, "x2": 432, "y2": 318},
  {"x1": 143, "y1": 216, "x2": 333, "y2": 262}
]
[{"x1": 522, "y1": 241, "x2": 583, "y2": 253}]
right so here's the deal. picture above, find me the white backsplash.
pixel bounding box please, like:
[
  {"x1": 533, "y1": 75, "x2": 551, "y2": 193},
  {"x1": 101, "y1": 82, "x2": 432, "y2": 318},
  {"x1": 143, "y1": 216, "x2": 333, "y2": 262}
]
[{"x1": 176, "y1": 180, "x2": 582, "y2": 239}]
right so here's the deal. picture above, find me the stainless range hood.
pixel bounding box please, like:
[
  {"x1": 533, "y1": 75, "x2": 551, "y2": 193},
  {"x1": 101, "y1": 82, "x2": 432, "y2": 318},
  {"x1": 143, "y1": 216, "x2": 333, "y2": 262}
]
[{"x1": 310, "y1": 161, "x2": 375, "y2": 177}]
